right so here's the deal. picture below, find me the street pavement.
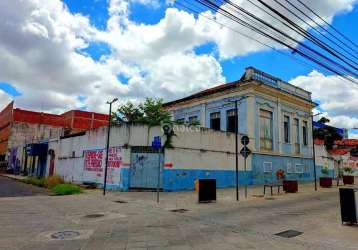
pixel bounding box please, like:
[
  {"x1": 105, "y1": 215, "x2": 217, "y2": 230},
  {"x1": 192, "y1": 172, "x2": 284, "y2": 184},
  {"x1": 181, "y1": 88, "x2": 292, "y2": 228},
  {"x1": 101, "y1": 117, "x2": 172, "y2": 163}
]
[
  {"x1": 0, "y1": 176, "x2": 49, "y2": 197},
  {"x1": 0, "y1": 177, "x2": 358, "y2": 250}
]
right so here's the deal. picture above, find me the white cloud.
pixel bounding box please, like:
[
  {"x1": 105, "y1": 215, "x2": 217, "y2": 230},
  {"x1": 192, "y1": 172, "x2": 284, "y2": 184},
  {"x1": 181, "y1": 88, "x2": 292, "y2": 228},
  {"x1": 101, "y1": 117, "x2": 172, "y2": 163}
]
[
  {"x1": 290, "y1": 71, "x2": 358, "y2": 129},
  {"x1": 0, "y1": 0, "x2": 356, "y2": 116},
  {"x1": 192, "y1": 0, "x2": 357, "y2": 59},
  {"x1": 0, "y1": 90, "x2": 12, "y2": 109},
  {"x1": 350, "y1": 133, "x2": 358, "y2": 139}
]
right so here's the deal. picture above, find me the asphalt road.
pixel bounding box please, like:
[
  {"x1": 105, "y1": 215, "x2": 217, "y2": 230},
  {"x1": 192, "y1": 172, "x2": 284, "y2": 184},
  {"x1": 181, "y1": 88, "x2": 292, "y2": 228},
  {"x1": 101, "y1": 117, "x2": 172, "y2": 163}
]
[
  {"x1": 0, "y1": 176, "x2": 49, "y2": 197},
  {"x1": 1, "y1": 183, "x2": 357, "y2": 250}
]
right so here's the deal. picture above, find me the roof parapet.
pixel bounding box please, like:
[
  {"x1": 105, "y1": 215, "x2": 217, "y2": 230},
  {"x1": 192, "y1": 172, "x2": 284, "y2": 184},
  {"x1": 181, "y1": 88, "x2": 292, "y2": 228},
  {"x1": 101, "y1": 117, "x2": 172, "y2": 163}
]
[{"x1": 245, "y1": 67, "x2": 312, "y2": 101}]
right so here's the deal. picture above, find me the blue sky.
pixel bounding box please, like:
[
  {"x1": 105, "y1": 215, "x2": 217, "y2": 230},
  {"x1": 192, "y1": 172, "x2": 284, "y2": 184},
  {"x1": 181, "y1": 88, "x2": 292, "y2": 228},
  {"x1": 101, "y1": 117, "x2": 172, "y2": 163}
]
[
  {"x1": 0, "y1": 0, "x2": 357, "y2": 136},
  {"x1": 58, "y1": 0, "x2": 358, "y2": 82}
]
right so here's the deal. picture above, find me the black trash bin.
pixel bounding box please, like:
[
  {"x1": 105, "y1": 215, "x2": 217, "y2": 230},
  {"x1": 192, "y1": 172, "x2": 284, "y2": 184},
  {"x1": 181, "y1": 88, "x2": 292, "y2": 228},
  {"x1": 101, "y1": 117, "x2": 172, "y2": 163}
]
[
  {"x1": 198, "y1": 179, "x2": 216, "y2": 203},
  {"x1": 339, "y1": 188, "x2": 358, "y2": 225}
]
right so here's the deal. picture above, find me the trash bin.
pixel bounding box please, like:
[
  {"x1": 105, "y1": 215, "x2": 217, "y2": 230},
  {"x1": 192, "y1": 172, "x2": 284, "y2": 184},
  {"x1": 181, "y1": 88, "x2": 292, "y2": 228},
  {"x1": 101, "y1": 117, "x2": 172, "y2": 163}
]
[
  {"x1": 339, "y1": 188, "x2": 358, "y2": 225},
  {"x1": 198, "y1": 179, "x2": 216, "y2": 203},
  {"x1": 194, "y1": 179, "x2": 199, "y2": 192}
]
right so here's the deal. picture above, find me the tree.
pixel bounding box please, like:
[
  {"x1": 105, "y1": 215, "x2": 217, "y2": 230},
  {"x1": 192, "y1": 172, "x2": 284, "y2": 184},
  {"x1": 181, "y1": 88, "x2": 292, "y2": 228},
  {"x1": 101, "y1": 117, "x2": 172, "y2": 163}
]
[
  {"x1": 113, "y1": 98, "x2": 176, "y2": 148},
  {"x1": 313, "y1": 116, "x2": 342, "y2": 150},
  {"x1": 113, "y1": 98, "x2": 172, "y2": 126},
  {"x1": 317, "y1": 117, "x2": 330, "y2": 124},
  {"x1": 137, "y1": 98, "x2": 172, "y2": 126},
  {"x1": 113, "y1": 102, "x2": 143, "y2": 123}
]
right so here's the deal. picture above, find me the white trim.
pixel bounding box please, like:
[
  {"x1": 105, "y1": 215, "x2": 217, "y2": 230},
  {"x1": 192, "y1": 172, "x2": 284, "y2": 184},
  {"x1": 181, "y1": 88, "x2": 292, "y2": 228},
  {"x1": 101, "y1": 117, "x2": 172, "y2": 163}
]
[
  {"x1": 295, "y1": 163, "x2": 304, "y2": 173},
  {"x1": 287, "y1": 162, "x2": 295, "y2": 174},
  {"x1": 263, "y1": 162, "x2": 273, "y2": 173}
]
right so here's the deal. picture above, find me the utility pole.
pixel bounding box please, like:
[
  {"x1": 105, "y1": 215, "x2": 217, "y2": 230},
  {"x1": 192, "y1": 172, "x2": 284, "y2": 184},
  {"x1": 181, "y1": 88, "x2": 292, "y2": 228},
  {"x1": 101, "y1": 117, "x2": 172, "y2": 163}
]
[
  {"x1": 226, "y1": 95, "x2": 248, "y2": 201},
  {"x1": 103, "y1": 98, "x2": 118, "y2": 196},
  {"x1": 311, "y1": 112, "x2": 322, "y2": 192},
  {"x1": 235, "y1": 99, "x2": 239, "y2": 201}
]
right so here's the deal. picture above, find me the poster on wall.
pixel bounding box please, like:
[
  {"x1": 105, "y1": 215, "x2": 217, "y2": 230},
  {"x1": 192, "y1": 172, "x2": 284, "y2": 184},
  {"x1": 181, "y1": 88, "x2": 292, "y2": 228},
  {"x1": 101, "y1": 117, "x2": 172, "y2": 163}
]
[
  {"x1": 84, "y1": 150, "x2": 103, "y2": 172},
  {"x1": 108, "y1": 147, "x2": 122, "y2": 169},
  {"x1": 83, "y1": 147, "x2": 122, "y2": 186}
]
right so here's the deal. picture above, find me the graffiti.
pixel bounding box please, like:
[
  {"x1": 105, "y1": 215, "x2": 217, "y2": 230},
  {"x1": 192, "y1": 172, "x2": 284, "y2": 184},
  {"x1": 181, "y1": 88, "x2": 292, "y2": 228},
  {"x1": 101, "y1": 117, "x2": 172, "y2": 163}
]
[
  {"x1": 108, "y1": 147, "x2": 122, "y2": 168},
  {"x1": 84, "y1": 150, "x2": 103, "y2": 172},
  {"x1": 83, "y1": 147, "x2": 122, "y2": 185}
]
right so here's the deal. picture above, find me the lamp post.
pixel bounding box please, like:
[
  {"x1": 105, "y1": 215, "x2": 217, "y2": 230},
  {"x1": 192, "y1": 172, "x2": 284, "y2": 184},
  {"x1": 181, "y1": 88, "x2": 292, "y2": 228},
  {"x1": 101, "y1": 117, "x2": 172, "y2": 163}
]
[
  {"x1": 226, "y1": 96, "x2": 248, "y2": 201},
  {"x1": 103, "y1": 98, "x2": 118, "y2": 196},
  {"x1": 311, "y1": 112, "x2": 322, "y2": 191}
]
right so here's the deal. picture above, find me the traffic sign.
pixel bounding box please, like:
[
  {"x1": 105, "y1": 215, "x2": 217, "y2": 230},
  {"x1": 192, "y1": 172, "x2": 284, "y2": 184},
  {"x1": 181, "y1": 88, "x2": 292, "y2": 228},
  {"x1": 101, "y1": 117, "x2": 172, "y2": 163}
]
[
  {"x1": 241, "y1": 135, "x2": 250, "y2": 146},
  {"x1": 152, "y1": 136, "x2": 161, "y2": 149},
  {"x1": 240, "y1": 146, "x2": 251, "y2": 158}
]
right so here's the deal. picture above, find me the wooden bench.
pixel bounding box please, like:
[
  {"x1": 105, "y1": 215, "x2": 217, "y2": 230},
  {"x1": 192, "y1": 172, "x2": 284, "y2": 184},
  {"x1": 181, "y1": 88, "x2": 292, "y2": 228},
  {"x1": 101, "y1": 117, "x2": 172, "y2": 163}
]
[{"x1": 264, "y1": 183, "x2": 283, "y2": 196}]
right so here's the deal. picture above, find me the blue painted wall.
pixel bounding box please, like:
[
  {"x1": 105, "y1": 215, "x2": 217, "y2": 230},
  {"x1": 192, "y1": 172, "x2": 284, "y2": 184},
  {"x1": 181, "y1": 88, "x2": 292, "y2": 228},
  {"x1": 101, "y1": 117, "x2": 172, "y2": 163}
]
[
  {"x1": 163, "y1": 169, "x2": 252, "y2": 191},
  {"x1": 173, "y1": 97, "x2": 248, "y2": 134},
  {"x1": 251, "y1": 153, "x2": 314, "y2": 185}
]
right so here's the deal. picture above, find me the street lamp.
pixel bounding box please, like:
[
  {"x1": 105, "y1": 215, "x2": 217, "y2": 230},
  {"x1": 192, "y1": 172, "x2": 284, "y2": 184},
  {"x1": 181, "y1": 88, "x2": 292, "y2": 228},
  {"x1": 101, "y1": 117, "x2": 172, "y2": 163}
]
[
  {"x1": 311, "y1": 112, "x2": 322, "y2": 191},
  {"x1": 226, "y1": 95, "x2": 249, "y2": 201},
  {"x1": 103, "y1": 97, "x2": 118, "y2": 196}
]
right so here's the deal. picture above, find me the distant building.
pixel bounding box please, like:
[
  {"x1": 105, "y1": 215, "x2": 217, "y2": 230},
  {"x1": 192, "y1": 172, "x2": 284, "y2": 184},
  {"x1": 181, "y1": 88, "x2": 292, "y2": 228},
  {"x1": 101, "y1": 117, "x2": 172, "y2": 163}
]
[
  {"x1": 313, "y1": 121, "x2": 348, "y2": 139},
  {"x1": 314, "y1": 138, "x2": 358, "y2": 178},
  {"x1": 0, "y1": 101, "x2": 109, "y2": 176},
  {"x1": 164, "y1": 67, "x2": 316, "y2": 184}
]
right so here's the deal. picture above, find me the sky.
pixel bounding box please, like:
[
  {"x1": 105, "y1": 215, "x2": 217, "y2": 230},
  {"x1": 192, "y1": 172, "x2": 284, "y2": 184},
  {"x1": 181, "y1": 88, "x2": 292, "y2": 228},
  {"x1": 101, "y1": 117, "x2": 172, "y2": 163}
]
[{"x1": 0, "y1": 0, "x2": 357, "y2": 137}]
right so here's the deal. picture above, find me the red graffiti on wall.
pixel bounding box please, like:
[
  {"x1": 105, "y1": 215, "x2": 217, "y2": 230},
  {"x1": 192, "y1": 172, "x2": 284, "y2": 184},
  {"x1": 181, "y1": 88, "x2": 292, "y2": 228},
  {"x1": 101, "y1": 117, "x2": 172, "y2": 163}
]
[{"x1": 84, "y1": 150, "x2": 103, "y2": 172}]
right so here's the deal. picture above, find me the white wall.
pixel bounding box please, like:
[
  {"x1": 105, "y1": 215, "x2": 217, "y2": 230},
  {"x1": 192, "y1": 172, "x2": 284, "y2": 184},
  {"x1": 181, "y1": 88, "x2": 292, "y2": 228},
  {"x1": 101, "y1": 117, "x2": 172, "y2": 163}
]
[{"x1": 48, "y1": 124, "x2": 253, "y2": 184}]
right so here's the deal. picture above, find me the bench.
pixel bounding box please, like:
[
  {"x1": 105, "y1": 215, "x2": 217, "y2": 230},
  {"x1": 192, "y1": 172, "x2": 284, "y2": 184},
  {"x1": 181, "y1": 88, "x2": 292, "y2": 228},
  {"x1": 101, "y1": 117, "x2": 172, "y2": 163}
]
[{"x1": 264, "y1": 183, "x2": 283, "y2": 196}]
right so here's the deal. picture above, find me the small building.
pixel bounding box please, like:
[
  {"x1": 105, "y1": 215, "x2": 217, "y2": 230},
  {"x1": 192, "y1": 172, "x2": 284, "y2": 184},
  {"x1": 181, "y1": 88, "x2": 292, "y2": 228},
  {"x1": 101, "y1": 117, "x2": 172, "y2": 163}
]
[
  {"x1": 314, "y1": 138, "x2": 358, "y2": 178},
  {"x1": 46, "y1": 124, "x2": 253, "y2": 191},
  {"x1": 164, "y1": 67, "x2": 316, "y2": 184},
  {"x1": 0, "y1": 101, "x2": 109, "y2": 176}
]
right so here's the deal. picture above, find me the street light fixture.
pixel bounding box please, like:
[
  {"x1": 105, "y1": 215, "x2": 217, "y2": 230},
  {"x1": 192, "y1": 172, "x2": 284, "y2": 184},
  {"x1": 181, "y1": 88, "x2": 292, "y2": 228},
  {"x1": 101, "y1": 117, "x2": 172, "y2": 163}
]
[
  {"x1": 103, "y1": 97, "x2": 118, "y2": 196},
  {"x1": 226, "y1": 95, "x2": 249, "y2": 201}
]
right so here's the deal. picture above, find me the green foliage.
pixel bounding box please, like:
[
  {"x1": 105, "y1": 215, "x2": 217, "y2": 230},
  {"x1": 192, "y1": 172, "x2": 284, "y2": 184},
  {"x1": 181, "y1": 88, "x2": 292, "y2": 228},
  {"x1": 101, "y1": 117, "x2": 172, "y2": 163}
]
[
  {"x1": 188, "y1": 119, "x2": 200, "y2": 126},
  {"x1": 46, "y1": 175, "x2": 65, "y2": 188},
  {"x1": 23, "y1": 177, "x2": 46, "y2": 187},
  {"x1": 137, "y1": 98, "x2": 172, "y2": 126},
  {"x1": 321, "y1": 167, "x2": 329, "y2": 176},
  {"x1": 51, "y1": 184, "x2": 82, "y2": 195},
  {"x1": 318, "y1": 117, "x2": 330, "y2": 124},
  {"x1": 313, "y1": 117, "x2": 343, "y2": 150},
  {"x1": 343, "y1": 167, "x2": 354, "y2": 175},
  {"x1": 113, "y1": 98, "x2": 172, "y2": 126},
  {"x1": 114, "y1": 101, "x2": 143, "y2": 123}
]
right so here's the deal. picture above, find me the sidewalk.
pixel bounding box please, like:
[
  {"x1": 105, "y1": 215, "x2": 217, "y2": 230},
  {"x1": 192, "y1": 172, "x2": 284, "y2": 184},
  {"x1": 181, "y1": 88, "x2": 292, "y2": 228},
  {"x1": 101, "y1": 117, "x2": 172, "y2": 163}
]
[
  {"x1": 1, "y1": 178, "x2": 357, "y2": 250},
  {"x1": 0, "y1": 173, "x2": 27, "y2": 181},
  {"x1": 106, "y1": 180, "x2": 355, "y2": 212}
]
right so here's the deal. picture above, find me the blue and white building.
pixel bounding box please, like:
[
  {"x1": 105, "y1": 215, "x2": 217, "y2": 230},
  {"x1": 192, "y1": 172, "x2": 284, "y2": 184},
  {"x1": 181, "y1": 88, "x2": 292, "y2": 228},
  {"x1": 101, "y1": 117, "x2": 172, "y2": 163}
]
[
  {"x1": 164, "y1": 67, "x2": 317, "y2": 185},
  {"x1": 46, "y1": 67, "x2": 317, "y2": 191}
]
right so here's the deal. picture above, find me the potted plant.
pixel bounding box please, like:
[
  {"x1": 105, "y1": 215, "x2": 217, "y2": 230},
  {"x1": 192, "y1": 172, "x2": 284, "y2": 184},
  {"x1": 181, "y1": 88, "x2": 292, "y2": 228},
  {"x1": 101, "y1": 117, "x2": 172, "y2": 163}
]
[
  {"x1": 283, "y1": 171, "x2": 298, "y2": 193},
  {"x1": 319, "y1": 166, "x2": 332, "y2": 188},
  {"x1": 276, "y1": 169, "x2": 285, "y2": 180},
  {"x1": 343, "y1": 167, "x2": 354, "y2": 185}
]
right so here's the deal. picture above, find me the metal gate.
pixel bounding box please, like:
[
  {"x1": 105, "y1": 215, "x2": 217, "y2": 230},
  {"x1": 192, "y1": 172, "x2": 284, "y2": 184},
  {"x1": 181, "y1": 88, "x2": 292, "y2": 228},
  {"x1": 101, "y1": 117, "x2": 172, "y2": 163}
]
[{"x1": 129, "y1": 147, "x2": 163, "y2": 189}]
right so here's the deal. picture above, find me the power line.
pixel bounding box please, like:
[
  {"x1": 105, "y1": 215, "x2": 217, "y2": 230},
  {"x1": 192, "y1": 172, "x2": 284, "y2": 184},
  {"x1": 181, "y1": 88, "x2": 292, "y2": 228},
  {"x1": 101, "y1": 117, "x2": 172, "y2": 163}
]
[
  {"x1": 260, "y1": 0, "x2": 358, "y2": 68},
  {"x1": 295, "y1": 0, "x2": 358, "y2": 50},
  {"x1": 225, "y1": 0, "x2": 357, "y2": 77},
  {"x1": 188, "y1": 0, "x2": 357, "y2": 83},
  {"x1": 281, "y1": 0, "x2": 358, "y2": 57},
  {"x1": 225, "y1": 0, "x2": 357, "y2": 78},
  {"x1": 175, "y1": 0, "x2": 322, "y2": 74}
]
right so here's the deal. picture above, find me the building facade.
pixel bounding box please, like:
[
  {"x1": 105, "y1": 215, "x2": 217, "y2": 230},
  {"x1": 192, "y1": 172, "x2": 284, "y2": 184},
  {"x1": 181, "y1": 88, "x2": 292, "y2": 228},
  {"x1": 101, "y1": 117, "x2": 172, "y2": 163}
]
[
  {"x1": 164, "y1": 67, "x2": 316, "y2": 184},
  {"x1": 0, "y1": 101, "x2": 109, "y2": 176},
  {"x1": 46, "y1": 124, "x2": 253, "y2": 191},
  {"x1": 44, "y1": 67, "x2": 317, "y2": 192}
]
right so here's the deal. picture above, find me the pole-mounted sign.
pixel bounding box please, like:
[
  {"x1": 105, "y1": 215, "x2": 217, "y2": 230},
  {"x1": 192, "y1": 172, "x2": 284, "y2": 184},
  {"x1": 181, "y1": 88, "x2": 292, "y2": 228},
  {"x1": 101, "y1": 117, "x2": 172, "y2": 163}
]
[
  {"x1": 240, "y1": 135, "x2": 251, "y2": 198},
  {"x1": 241, "y1": 135, "x2": 250, "y2": 146},
  {"x1": 152, "y1": 136, "x2": 162, "y2": 203}
]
